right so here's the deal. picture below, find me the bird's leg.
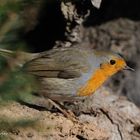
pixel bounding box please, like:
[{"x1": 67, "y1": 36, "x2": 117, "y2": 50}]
[
  {"x1": 25, "y1": 95, "x2": 77, "y2": 121},
  {"x1": 47, "y1": 98, "x2": 77, "y2": 122}
]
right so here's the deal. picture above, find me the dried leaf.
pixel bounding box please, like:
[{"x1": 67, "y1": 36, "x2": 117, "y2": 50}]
[{"x1": 91, "y1": 0, "x2": 102, "y2": 8}]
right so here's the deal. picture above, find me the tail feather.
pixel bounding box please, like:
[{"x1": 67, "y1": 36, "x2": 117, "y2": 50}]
[
  {"x1": 0, "y1": 48, "x2": 14, "y2": 58},
  {"x1": 0, "y1": 48, "x2": 37, "y2": 67}
]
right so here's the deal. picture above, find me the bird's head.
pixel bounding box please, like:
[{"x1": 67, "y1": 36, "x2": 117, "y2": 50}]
[{"x1": 95, "y1": 51, "x2": 134, "y2": 77}]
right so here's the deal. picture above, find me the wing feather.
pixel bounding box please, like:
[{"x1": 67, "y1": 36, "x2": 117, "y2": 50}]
[{"x1": 23, "y1": 47, "x2": 91, "y2": 79}]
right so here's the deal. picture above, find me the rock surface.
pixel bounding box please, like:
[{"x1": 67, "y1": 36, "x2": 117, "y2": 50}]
[{"x1": 0, "y1": 87, "x2": 140, "y2": 140}]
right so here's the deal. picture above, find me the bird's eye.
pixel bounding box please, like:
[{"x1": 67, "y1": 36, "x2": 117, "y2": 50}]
[{"x1": 110, "y1": 59, "x2": 116, "y2": 65}]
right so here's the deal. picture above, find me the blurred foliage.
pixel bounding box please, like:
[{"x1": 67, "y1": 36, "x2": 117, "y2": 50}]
[
  {"x1": 0, "y1": 117, "x2": 38, "y2": 131},
  {"x1": 0, "y1": 56, "x2": 8, "y2": 73},
  {"x1": 0, "y1": 115, "x2": 53, "y2": 139},
  {"x1": 0, "y1": 69, "x2": 37, "y2": 102},
  {"x1": 0, "y1": 0, "x2": 43, "y2": 50},
  {"x1": 0, "y1": 117, "x2": 40, "y2": 140},
  {"x1": 0, "y1": 0, "x2": 42, "y2": 102},
  {"x1": 0, "y1": 0, "x2": 44, "y2": 135}
]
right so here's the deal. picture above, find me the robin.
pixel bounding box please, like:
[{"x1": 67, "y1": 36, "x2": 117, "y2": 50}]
[{"x1": 0, "y1": 45, "x2": 134, "y2": 101}]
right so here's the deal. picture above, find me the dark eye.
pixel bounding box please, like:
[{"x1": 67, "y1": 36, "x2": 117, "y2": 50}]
[{"x1": 110, "y1": 59, "x2": 116, "y2": 65}]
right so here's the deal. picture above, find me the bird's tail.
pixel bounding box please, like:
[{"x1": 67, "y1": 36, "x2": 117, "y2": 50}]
[
  {"x1": 0, "y1": 48, "x2": 14, "y2": 58},
  {"x1": 0, "y1": 48, "x2": 37, "y2": 67}
]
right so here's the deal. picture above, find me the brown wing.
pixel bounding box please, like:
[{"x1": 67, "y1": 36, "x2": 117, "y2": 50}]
[{"x1": 22, "y1": 47, "x2": 90, "y2": 79}]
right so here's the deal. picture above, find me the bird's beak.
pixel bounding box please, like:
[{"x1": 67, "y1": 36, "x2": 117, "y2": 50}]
[{"x1": 123, "y1": 65, "x2": 135, "y2": 72}]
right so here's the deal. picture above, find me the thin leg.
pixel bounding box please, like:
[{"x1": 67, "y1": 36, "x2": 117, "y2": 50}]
[{"x1": 47, "y1": 98, "x2": 77, "y2": 122}]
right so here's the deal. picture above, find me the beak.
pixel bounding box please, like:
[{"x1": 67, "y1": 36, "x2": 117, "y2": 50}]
[{"x1": 123, "y1": 65, "x2": 135, "y2": 72}]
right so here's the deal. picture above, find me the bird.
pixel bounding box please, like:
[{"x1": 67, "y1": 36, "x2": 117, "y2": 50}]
[
  {"x1": 0, "y1": 45, "x2": 134, "y2": 100},
  {"x1": 0, "y1": 45, "x2": 134, "y2": 118}
]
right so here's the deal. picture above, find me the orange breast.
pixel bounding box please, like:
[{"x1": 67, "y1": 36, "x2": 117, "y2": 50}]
[
  {"x1": 77, "y1": 68, "x2": 107, "y2": 96},
  {"x1": 77, "y1": 58, "x2": 126, "y2": 96}
]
